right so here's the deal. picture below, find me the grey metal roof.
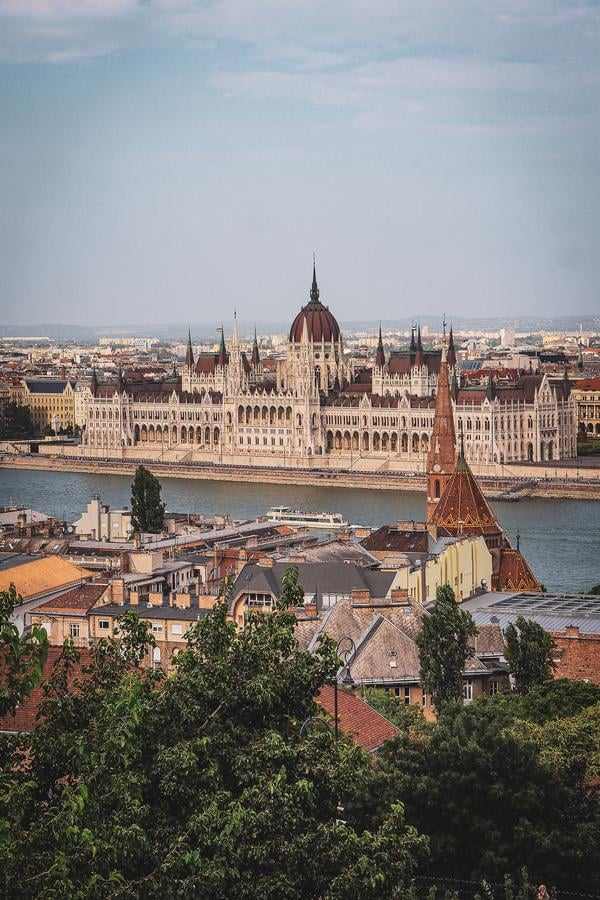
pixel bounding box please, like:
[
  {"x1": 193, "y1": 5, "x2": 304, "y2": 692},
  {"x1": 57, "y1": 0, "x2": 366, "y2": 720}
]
[
  {"x1": 89, "y1": 602, "x2": 211, "y2": 621},
  {"x1": 232, "y1": 562, "x2": 396, "y2": 604},
  {"x1": 25, "y1": 379, "x2": 75, "y2": 393},
  {"x1": 462, "y1": 590, "x2": 600, "y2": 634}
]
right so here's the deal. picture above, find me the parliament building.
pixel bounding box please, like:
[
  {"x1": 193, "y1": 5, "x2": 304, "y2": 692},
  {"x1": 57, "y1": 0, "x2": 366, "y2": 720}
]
[{"x1": 82, "y1": 264, "x2": 577, "y2": 467}]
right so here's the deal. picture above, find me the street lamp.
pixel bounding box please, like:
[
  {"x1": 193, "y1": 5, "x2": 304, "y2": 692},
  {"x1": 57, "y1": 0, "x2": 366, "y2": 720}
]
[{"x1": 334, "y1": 636, "x2": 356, "y2": 743}]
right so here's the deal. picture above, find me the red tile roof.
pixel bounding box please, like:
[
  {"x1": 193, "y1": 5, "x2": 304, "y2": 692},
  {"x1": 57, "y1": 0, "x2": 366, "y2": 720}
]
[
  {"x1": 0, "y1": 647, "x2": 93, "y2": 733},
  {"x1": 431, "y1": 455, "x2": 503, "y2": 539},
  {"x1": 317, "y1": 684, "x2": 400, "y2": 752},
  {"x1": 34, "y1": 582, "x2": 109, "y2": 615}
]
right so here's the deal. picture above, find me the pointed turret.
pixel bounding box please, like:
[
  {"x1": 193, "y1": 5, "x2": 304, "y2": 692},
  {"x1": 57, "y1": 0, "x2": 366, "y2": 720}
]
[
  {"x1": 231, "y1": 311, "x2": 239, "y2": 347},
  {"x1": 116, "y1": 367, "x2": 124, "y2": 393},
  {"x1": 375, "y1": 323, "x2": 386, "y2": 368},
  {"x1": 185, "y1": 329, "x2": 194, "y2": 369},
  {"x1": 251, "y1": 327, "x2": 260, "y2": 367},
  {"x1": 217, "y1": 326, "x2": 227, "y2": 367},
  {"x1": 562, "y1": 366, "x2": 571, "y2": 398},
  {"x1": 409, "y1": 325, "x2": 416, "y2": 353},
  {"x1": 450, "y1": 368, "x2": 459, "y2": 401},
  {"x1": 486, "y1": 372, "x2": 496, "y2": 402},
  {"x1": 90, "y1": 367, "x2": 98, "y2": 397},
  {"x1": 578, "y1": 336, "x2": 584, "y2": 371},
  {"x1": 447, "y1": 325, "x2": 456, "y2": 368},
  {"x1": 415, "y1": 323, "x2": 424, "y2": 368},
  {"x1": 426, "y1": 350, "x2": 457, "y2": 521}
]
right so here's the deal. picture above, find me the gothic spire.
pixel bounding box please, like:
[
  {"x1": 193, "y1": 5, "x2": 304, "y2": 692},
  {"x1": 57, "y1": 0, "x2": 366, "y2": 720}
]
[
  {"x1": 415, "y1": 322, "x2": 424, "y2": 367},
  {"x1": 486, "y1": 372, "x2": 496, "y2": 402},
  {"x1": 426, "y1": 354, "x2": 457, "y2": 522},
  {"x1": 251, "y1": 326, "x2": 260, "y2": 367},
  {"x1": 410, "y1": 324, "x2": 416, "y2": 353},
  {"x1": 90, "y1": 366, "x2": 98, "y2": 397},
  {"x1": 310, "y1": 254, "x2": 320, "y2": 304},
  {"x1": 375, "y1": 323, "x2": 385, "y2": 368},
  {"x1": 185, "y1": 328, "x2": 194, "y2": 369},
  {"x1": 447, "y1": 324, "x2": 456, "y2": 368},
  {"x1": 217, "y1": 325, "x2": 227, "y2": 367}
]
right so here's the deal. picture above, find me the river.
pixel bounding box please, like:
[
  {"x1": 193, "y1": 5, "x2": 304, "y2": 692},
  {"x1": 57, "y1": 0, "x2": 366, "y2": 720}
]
[{"x1": 1, "y1": 468, "x2": 598, "y2": 594}]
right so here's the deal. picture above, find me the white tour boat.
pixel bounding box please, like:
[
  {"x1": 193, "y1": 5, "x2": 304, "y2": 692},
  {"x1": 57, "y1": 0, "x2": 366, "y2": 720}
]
[{"x1": 266, "y1": 506, "x2": 349, "y2": 530}]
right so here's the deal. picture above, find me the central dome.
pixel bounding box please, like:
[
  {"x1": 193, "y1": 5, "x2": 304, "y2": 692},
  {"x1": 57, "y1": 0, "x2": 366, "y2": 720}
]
[{"x1": 289, "y1": 262, "x2": 341, "y2": 343}]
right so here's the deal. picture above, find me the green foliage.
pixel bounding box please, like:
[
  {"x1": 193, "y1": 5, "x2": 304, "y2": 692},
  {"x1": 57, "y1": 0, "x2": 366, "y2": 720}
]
[
  {"x1": 365, "y1": 695, "x2": 600, "y2": 892},
  {"x1": 0, "y1": 590, "x2": 427, "y2": 898},
  {"x1": 515, "y1": 678, "x2": 600, "y2": 723},
  {"x1": 504, "y1": 616, "x2": 556, "y2": 694},
  {"x1": 589, "y1": 583, "x2": 600, "y2": 595},
  {"x1": 130, "y1": 464, "x2": 165, "y2": 533},
  {"x1": 0, "y1": 402, "x2": 36, "y2": 439},
  {"x1": 416, "y1": 584, "x2": 477, "y2": 711},
  {"x1": 0, "y1": 584, "x2": 48, "y2": 718},
  {"x1": 361, "y1": 688, "x2": 431, "y2": 738},
  {"x1": 279, "y1": 564, "x2": 305, "y2": 609},
  {"x1": 513, "y1": 702, "x2": 600, "y2": 778}
]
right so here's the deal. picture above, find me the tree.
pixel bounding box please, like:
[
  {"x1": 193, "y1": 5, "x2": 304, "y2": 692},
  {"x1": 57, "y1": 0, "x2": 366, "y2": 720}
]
[
  {"x1": 0, "y1": 584, "x2": 48, "y2": 718},
  {"x1": 364, "y1": 696, "x2": 600, "y2": 892},
  {"x1": 589, "y1": 584, "x2": 600, "y2": 596},
  {"x1": 416, "y1": 584, "x2": 478, "y2": 711},
  {"x1": 516, "y1": 678, "x2": 600, "y2": 724},
  {"x1": 361, "y1": 688, "x2": 431, "y2": 739},
  {"x1": 279, "y1": 564, "x2": 305, "y2": 608},
  {"x1": 0, "y1": 402, "x2": 36, "y2": 440},
  {"x1": 504, "y1": 616, "x2": 556, "y2": 695},
  {"x1": 130, "y1": 464, "x2": 165, "y2": 533},
  {"x1": 0, "y1": 589, "x2": 427, "y2": 898}
]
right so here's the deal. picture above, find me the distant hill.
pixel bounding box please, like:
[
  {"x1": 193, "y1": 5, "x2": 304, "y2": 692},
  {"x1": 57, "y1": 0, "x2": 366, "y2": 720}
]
[{"x1": 1, "y1": 315, "x2": 598, "y2": 342}]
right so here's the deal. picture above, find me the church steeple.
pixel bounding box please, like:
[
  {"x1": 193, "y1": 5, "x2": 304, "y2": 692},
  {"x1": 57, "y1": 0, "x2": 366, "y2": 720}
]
[
  {"x1": 375, "y1": 323, "x2": 385, "y2": 369},
  {"x1": 310, "y1": 254, "x2": 320, "y2": 304},
  {"x1": 426, "y1": 350, "x2": 457, "y2": 522},
  {"x1": 409, "y1": 324, "x2": 416, "y2": 353}
]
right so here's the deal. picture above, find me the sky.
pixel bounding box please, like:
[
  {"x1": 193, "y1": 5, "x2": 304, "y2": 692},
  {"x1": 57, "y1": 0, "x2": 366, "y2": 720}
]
[{"x1": 0, "y1": 1, "x2": 599, "y2": 328}]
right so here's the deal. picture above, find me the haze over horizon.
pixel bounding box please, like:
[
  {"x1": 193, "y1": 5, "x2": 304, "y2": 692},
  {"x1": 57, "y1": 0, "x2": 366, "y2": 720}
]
[{"x1": 1, "y1": 1, "x2": 599, "y2": 327}]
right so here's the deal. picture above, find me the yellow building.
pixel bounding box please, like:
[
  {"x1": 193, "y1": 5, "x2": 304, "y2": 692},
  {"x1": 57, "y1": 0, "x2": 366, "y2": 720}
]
[
  {"x1": 572, "y1": 377, "x2": 600, "y2": 437},
  {"x1": 20, "y1": 379, "x2": 76, "y2": 432}
]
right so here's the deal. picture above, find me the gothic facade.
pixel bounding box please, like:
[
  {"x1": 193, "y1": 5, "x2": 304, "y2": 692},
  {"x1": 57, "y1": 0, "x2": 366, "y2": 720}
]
[{"x1": 82, "y1": 265, "x2": 577, "y2": 466}]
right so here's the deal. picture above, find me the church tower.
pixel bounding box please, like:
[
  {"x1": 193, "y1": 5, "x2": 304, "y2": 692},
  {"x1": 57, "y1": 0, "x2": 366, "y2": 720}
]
[{"x1": 426, "y1": 348, "x2": 457, "y2": 521}]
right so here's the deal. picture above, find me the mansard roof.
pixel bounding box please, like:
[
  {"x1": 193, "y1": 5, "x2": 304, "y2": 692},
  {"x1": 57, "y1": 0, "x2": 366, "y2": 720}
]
[{"x1": 431, "y1": 454, "x2": 503, "y2": 539}]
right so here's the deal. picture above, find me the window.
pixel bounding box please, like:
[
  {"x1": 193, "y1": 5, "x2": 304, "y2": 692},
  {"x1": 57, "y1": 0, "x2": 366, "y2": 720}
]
[
  {"x1": 69, "y1": 622, "x2": 80, "y2": 638},
  {"x1": 171, "y1": 623, "x2": 182, "y2": 635},
  {"x1": 394, "y1": 686, "x2": 411, "y2": 705},
  {"x1": 463, "y1": 679, "x2": 473, "y2": 702},
  {"x1": 489, "y1": 680, "x2": 499, "y2": 696},
  {"x1": 98, "y1": 620, "x2": 110, "y2": 630},
  {"x1": 152, "y1": 623, "x2": 163, "y2": 634},
  {"x1": 421, "y1": 688, "x2": 427, "y2": 707}
]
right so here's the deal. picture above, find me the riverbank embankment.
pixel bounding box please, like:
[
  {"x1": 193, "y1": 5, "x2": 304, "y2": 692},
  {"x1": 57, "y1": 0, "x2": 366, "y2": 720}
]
[{"x1": 1, "y1": 452, "x2": 599, "y2": 501}]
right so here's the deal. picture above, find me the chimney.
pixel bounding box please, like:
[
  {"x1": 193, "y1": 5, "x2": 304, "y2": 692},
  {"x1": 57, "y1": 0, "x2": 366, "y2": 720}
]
[
  {"x1": 111, "y1": 578, "x2": 126, "y2": 606},
  {"x1": 390, "y1": 588, "x2": 409, "y2": 603},
  {"x1": 258, "y1": 556, "x2": 274, "y2": 568},
  {"x1": 351, "y1": 588, "x2": 371, "y2": 605},
  {"x1": 129, "y1": 591, "x2": 139, "y2": 606},
  {"x1": 119, "y1": 551, "x2": 129, "y2": 574},
  {"x1": 175, "y1": 592, "x2": 191, "y2": 609},
  {"x1": 564, "y1": 625, "x2": 580, "y2": 638}
]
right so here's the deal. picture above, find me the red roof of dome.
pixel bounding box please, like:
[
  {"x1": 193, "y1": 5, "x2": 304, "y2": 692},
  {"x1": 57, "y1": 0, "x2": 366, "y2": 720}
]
[{"x1": 289, "y1": 262, "x2": 341, "y2": 343}]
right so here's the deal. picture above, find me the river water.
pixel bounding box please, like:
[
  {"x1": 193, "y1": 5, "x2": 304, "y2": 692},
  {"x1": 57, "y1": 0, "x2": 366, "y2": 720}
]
[{"x1": 1, "y1": 468, "x2": 598, "y2": 594}]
